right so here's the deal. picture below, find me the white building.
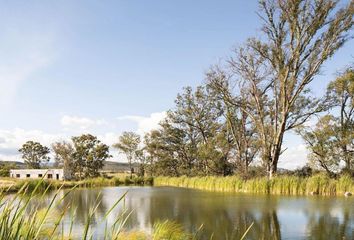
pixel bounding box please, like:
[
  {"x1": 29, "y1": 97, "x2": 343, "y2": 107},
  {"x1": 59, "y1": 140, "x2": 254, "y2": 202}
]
[{"x1": 10, "y1": 169, "x2": 65, "y2": 180}]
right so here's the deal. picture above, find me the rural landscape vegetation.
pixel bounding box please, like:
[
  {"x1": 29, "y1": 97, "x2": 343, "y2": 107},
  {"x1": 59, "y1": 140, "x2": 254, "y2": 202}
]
[{"x1": 0, "y1": 0, "x2": 353, "y2": 239}]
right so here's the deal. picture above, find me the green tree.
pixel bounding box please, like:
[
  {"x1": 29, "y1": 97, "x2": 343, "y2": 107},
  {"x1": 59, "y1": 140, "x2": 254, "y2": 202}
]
[
  {"x1": 0, "y1": 162, "x2": 16, "y2": 177},
  {"x1": 144, "y1": 124, "x2": 185, "y2": 177},
  {"x1": 167, "y1": 86, "x2": 224, "y2": 175},
  {"x1": 207, "y1": 74, "x2": 259, "y2": 174},
  {"x1": 298, "y1": 116, "x2": 340, "y2": 176},
  {"x1": 144, "y1": 86, "x2": 237, "y2": 177},
  {"x1": 113, "y1": 132, "x2": 141, "y2": 178},
  {"x1": 208, "y1": 0, "x2": 353, "y2": 178},
  {"x1": 326, "y1": 67, "x2": 354, "y2": 170},
  {"x1": 299, "y1": 67, "x2": 354, "y2": 175},
  {"x1": 19, "y1": 141, "x2": 50, "y2": 169},
  {"x1": 52, "y1": 141, "x2": 75, "y2": 180},
  {"x1": 135, "y1": 148, "x2": 147, "y2": 177},
  {"x1": 72, "y1": 134, "x2": 111, "y2": 179}
]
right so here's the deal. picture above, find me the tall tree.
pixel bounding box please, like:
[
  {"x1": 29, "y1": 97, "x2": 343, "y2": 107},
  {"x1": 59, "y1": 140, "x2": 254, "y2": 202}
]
[
  {"x1": 52, "y1": 141, "x2": 75, "y2": 180},
  {"x1": 72, "y1": 134, "x2": 111, "y2": 179},
  {"x1": 208, "y1": 0, "x2": 353, "y2": 178},
  {"x1": 19, "y1": 141, "x2": 50, "y2": 169},
  {"x1": 144, "y1": 86, "x2": 236, "y2": 176},
  {"x1": 326, "y1": 67, "x2": 354, "y2": 170},
  {"x1": 135, "y1": 148, "x2": 147, "y2": 177},
  {"x1": 113, "y1": 132, "x2": 141, "y2": 178},
  {"x1": 207, "y1": 73, "x2": 259, "y2": 174},
  {"x1": 144, "y1": 125, "x2": 184, "y2": 177},
  {"x1": 168, "y1": 86, "x2": 224, "y2": 175}
]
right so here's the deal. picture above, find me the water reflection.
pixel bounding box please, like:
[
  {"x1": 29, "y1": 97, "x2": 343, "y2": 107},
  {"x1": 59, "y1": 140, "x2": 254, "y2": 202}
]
[
  {"x1": 38, "y1": 187, "x2": 354, "y2": 240},
  {"x1": 62, "y1": 189, "x2": 108, "y2": 225},
  {"x1": 303, "y1": 198, "x2": 354, "y2": 240}
]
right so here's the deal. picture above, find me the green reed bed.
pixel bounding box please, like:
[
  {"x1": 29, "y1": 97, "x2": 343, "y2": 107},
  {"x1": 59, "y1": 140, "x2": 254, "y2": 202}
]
[
  {"x1": 155, "y1": 174, "x2": 354, "y2": 196},
  {"x1": 0, "y1": 176, "x2": 154, "y2": 194}
]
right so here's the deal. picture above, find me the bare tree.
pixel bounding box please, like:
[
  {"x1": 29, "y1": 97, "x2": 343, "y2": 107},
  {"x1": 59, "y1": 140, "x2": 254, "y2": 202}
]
[{"x1": 209, "y1": 0, "x2": 353, "y2": 178}]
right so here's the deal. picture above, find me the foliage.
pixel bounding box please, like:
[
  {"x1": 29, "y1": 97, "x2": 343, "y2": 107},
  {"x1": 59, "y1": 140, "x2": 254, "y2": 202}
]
[
  {"x1": 298, "y1": 67, "x2": 354, "y2": 175},
  {"x1": 71, "y1": 134, "x2": 111, "y2": 179},
  {"x1": 0, "y1": 163, "x2": 16, "y2": 177},
  {"x1": 113, "y1": 131, "x2": 141, "y2": 178},
  {"x1": 298, "y1": 116, "x2": 341, "y2": 176},
  {"x1": 52, "y1": 141, "x2": 75, "y2": 180},
  {"x1": 326, "y1": 67, "x2": 354, "y2": 170},
  {"x1": 144, "y1": 86, "x2": 237, "y2": 177},
  {"x1": 206, "y1": 0, "x2": 353, "y2": 178},
  {"x1": 140, "y1": 0, "x2": 354, "y2": 179},
  {"x1": 19, "y1": 141, "x2": 50, "y2": 169}
]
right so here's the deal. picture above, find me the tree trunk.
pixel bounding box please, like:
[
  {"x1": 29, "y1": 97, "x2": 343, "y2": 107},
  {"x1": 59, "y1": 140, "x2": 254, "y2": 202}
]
[{"x1": 268, "y1": 162, "x2": 277, "y2": 179}]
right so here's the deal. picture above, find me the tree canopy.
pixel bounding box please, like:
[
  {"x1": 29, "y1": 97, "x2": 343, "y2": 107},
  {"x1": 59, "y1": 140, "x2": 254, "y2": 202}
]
[{"x1": 19, "y1": 141, "x2": 50, "y2": 169}]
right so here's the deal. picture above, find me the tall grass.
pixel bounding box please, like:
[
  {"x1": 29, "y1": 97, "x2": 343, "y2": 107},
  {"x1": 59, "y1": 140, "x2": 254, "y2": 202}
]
[
  {"x1": 154, "y1": 174, "x2": 354, "y2": 196},
  {"x1": 0, "y1": 176, "x2": 154, "y2": 193}
]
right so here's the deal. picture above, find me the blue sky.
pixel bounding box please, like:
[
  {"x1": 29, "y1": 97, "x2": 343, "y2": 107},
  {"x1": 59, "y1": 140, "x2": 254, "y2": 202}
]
[{"x1": 0, "y1": 0, "x2": 352, "y2": 168}]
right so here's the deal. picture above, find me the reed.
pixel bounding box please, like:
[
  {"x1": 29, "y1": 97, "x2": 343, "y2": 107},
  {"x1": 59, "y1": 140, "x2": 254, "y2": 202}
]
[
  {"x1": 154, "y1": 174, "x2": 354, "y2": 196},
  {"x1": 0, "y1": 175, "x2": 154, "y2": 193}
]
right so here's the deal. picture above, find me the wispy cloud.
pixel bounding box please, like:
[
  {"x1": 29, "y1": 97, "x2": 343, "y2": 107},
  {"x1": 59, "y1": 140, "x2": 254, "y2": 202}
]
[
  {"x1": 0, "y1": 28, "x2": 55, "y2": 108},
  {"x1": 61, "y1": 115, "x2": 107, "y2": 130},
  {"x1": 117, "y1": 112, "x2": 166, "y2": 135}
]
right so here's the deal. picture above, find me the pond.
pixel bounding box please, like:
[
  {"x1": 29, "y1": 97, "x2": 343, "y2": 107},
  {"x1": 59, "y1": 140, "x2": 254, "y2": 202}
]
[{"x1": 35, "y1": 186, "x2": 354, "y2": 239}]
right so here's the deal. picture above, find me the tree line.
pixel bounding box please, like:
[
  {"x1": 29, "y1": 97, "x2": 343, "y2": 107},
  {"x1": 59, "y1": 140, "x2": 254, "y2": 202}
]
[
  {"x1": 18, "y1": 135, "x2": 111, "y2": 180},
  {"x1": 143, "y1": 0, "x2": 354, "y2": 178},
  {"x1": 16, "y1": 0, "x2": 353, "y2": 179}
]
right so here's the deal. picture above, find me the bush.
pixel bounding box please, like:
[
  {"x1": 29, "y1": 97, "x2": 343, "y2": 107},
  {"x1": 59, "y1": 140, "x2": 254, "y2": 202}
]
[
  {"x1": 124, "y1": 176, "x2": 134, "y2": 185},
  {"x1": 293, "y1": 166, "x2": 313, "y2": 177},
  {"x1": 239, "y1": 166, "x2": 267, "y2": 180},
  {"x1": 144, "y1": 176, "x2": 154, "y2": 185}
]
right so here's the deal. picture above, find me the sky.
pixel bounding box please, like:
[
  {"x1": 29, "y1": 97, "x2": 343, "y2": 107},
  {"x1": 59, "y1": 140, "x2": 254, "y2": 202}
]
[{"x1": 0, "y1": 0, "x2": 352, "y2": 169}]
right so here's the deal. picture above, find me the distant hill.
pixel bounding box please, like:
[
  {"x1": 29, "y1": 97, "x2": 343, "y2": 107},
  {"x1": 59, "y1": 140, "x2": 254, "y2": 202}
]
[
  {"x1": 102, "y1": 161, "x2": 138, "y2": 172},
  {"x1": 0, "y1": 160, "x2": 26, "y2": 169},
  {"x1": 0, "y1": 160, "x2": 136, "y2": 172}
]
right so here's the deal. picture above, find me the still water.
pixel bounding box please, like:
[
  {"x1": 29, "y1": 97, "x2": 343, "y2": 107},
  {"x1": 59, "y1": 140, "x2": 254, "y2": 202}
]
[{"x1": 37, "y1": 186, "x2": 353, "y2": 239}]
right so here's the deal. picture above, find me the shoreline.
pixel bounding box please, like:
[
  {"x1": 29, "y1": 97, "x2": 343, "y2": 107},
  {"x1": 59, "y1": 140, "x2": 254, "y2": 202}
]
[
  {"x1": 1, "y1": 174, "x2": 353, "y2": 197},
  {"x1": 0, "y1": 176, "x2": 154, "y2": 194},
  {"x1": 154, "y1": 175, "x2": 354, "y2": 196}
]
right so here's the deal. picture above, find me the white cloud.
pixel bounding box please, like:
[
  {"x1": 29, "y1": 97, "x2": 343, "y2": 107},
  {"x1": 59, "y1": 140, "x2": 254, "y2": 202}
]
[
  {"x1": 0, "y1": 128, "x2": 65, "y2": 162},
  {"x1": 279, "y1": 144, "x2": 308, "y2": 170},
  {"x1": 0, "y1": 128, "x2": 121, "y2": 162},
  {"x1": 1, "y1": 111, "x2": 310, "y2": 168},
  {"x1": 61, "y1": 115, "x2": 107, "y2": 130},
  {"x1": 117, "y1": 112, "x2": 167, "y2": 135}
]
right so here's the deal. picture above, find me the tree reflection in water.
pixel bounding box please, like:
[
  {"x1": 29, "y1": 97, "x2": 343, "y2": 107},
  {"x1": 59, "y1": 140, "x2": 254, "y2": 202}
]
[
  {"x1": 303, "y1": 197, "x2": 354, "y2": 240},
  {"x1": 29, "y1": 187, "x2": 354, "y2": 240}
]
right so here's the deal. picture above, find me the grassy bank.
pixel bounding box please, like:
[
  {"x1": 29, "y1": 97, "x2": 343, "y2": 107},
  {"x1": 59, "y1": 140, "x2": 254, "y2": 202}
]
[
  {"x1": 0, "y1": 175, "x2": 153, "y2": 193},
  {"x1": 154, "y1": 174, "x2": 354, "y2": 196}
]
